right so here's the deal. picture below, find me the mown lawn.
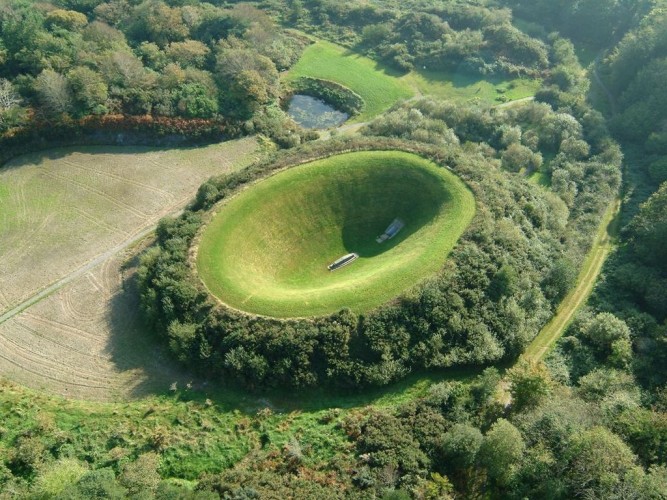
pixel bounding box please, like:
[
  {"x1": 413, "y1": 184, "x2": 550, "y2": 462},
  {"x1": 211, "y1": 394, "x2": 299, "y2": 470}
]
[
  {"x1": 197, "y1": 150, "x2": 475, "y2": 318},
  {"x1": 286, "y1": 38, "x2": 541, "y2": 121},
  {"x1": 286, "y1": 40, "x2": 414, "y2": 121},
  {"x1": 404, "y1": 69, "x2": 540, "y2": 104}
]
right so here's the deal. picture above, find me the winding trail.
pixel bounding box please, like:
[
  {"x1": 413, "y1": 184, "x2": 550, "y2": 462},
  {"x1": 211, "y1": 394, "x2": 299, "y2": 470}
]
[
  {"x1": 520, "y1": 54, "x2": 621, "y2": 363},
  {"x1": 522, "y1": 198, "x2": 620, "y2": 362}
]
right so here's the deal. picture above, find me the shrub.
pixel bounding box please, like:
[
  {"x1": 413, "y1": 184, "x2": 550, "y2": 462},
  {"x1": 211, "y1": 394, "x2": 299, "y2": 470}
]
[{"x1": 289, "y1": 77, "x2": 364, "y2": 116}]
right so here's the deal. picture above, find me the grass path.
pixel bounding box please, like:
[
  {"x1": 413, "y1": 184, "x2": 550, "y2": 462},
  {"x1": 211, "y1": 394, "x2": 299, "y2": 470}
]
[
  {"x1": 520, "y1": 55, "x2": 621, "y2": 363},
  {"x1": 522, "y1": 198, "x2": 621, "y2": 362},
  {"x1": 497, "y1": 96, "x2": 535, "y2": 108}
]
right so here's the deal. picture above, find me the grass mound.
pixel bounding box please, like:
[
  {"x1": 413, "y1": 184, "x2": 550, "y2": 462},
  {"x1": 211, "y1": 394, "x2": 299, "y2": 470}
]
[{"x1": 197, "y1": 151, "x2": 475, "y2": 318}]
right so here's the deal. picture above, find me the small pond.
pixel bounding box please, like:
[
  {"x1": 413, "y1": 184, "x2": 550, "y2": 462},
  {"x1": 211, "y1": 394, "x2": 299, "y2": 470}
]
[{"x1": 287, "y1": 94, "x2": 349, "y2": 129}]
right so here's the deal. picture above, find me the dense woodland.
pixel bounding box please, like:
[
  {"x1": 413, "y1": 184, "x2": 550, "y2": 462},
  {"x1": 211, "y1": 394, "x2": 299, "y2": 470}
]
[
  {"x1": 0, "y1": 0, "x2": 314, "y2": 150},
  {"x1": 2, "y1": 0, "x2": 667, "y2": 499}
]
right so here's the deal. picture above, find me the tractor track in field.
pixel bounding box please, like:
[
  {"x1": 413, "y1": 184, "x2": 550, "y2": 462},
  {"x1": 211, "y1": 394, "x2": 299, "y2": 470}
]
[
  {"x1": 0, "y1": 223, "x2": 157, "y2": 327},
  {"x1": 0, "y1": 138, "x2": 260, "y2": 400}
]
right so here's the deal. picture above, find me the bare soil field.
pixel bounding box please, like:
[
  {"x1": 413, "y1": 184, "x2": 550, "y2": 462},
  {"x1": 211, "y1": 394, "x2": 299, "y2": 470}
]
[{"x1": 0, "y1": 138, "x2": 259, "y2": 400}]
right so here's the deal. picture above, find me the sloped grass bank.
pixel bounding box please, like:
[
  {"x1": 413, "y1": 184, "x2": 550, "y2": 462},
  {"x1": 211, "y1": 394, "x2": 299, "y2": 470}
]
[{"x1": 197, "y1": 151, "x2": 475, "y2": 317}]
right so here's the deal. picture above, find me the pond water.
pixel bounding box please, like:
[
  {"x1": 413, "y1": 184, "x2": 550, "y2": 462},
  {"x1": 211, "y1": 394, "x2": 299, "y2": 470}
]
[{"x1": 287, "y1": 94, "x2": 349, "y2": 129}]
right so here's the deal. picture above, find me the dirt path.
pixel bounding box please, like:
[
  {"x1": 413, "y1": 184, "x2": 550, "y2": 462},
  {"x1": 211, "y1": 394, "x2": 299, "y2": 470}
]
[
  {"x1": 496, "y1": 96, "x2": 535, "y2": 108},
  {"x1": 521, "y1": 198, "x2": 620, "y2": 362}
]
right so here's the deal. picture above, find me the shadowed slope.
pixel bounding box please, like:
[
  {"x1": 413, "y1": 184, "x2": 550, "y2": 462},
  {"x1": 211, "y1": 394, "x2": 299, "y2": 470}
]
[{"x1": 197, "y1": 151, "x2": 475, "y2": 317}]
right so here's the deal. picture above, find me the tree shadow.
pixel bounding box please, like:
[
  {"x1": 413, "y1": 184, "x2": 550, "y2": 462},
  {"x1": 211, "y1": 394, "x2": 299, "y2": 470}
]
[
  {"x1": 415, "y1": 65, "x2": 508, "y2": 89},
  {"x1": 341, "y1": 47, "x2": 410, "y2": 80},
  {"x1": 1, "y1": 142, "x2": 225, "y2": 173},
  {"x1": 1, "y1": 145, "x2": 156, "y2": 171},
  {"x1": 105, "y1": 252, "x2": 201, "y2": 401},
  {"x1": 104, "y1": 239, "x2": 488, "y2": 414}
]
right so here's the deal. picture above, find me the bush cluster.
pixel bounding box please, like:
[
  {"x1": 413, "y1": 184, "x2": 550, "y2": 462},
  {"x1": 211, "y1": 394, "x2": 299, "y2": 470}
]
[
  {"x1": 288, "y1": 76, "x2": 364, "y2": 116},
  {"x1": 138, "y1": 127, "x2": 607, "y2": 389}
]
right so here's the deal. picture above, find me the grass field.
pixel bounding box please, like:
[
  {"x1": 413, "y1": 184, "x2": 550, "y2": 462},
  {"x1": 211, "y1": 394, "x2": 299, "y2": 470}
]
[
  {"x1": 0, "y1": 138, "x2": 260, "y2": 400},
  {"x1": 407, "y1": 69, "x2": 540, "y2": 104},
  {"x1": 286, "y1": 39, "x2": 541, "y2": 122},
  {"x1": 286, "y1": 40, "x2": 413, "y2": 121},
  {"x1": 197, "y1": 151, "x2": 475, "y2": 317}
]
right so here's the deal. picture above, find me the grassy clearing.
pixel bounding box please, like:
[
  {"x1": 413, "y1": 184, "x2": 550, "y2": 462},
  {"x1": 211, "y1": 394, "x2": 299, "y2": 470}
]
[
  {"x1": 197, "y1": 151, "x2": 475, "y2": 318},
  {"x1": 522, "y1": 198, "x2": 621, "y2": 362},
  {"x1": 286, "y1": 39, "x2": 541, "y2": 120},
  {"x1": 0, "y1": 138, "x2": 260, "y2": 400},
  {"x1": 286, "y1": 40, "x2": 413, "y2": 121},
  {"x1": 404, "y1": 69, "x2": 540, "y2": 104},
  {"x1": 528, "y1": 170, "x2": 551, "y2": 187}
]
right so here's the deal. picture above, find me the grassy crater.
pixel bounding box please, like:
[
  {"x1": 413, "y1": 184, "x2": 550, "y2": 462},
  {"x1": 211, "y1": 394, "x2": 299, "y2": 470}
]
[{"x1": 196, "y1": 151, "x2": 475, "y2": 317}]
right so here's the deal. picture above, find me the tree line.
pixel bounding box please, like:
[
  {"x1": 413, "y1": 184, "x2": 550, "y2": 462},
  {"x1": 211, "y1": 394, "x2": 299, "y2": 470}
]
[{"x1": 0, "y1": 0, "x2": 314, "y2": 149}]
